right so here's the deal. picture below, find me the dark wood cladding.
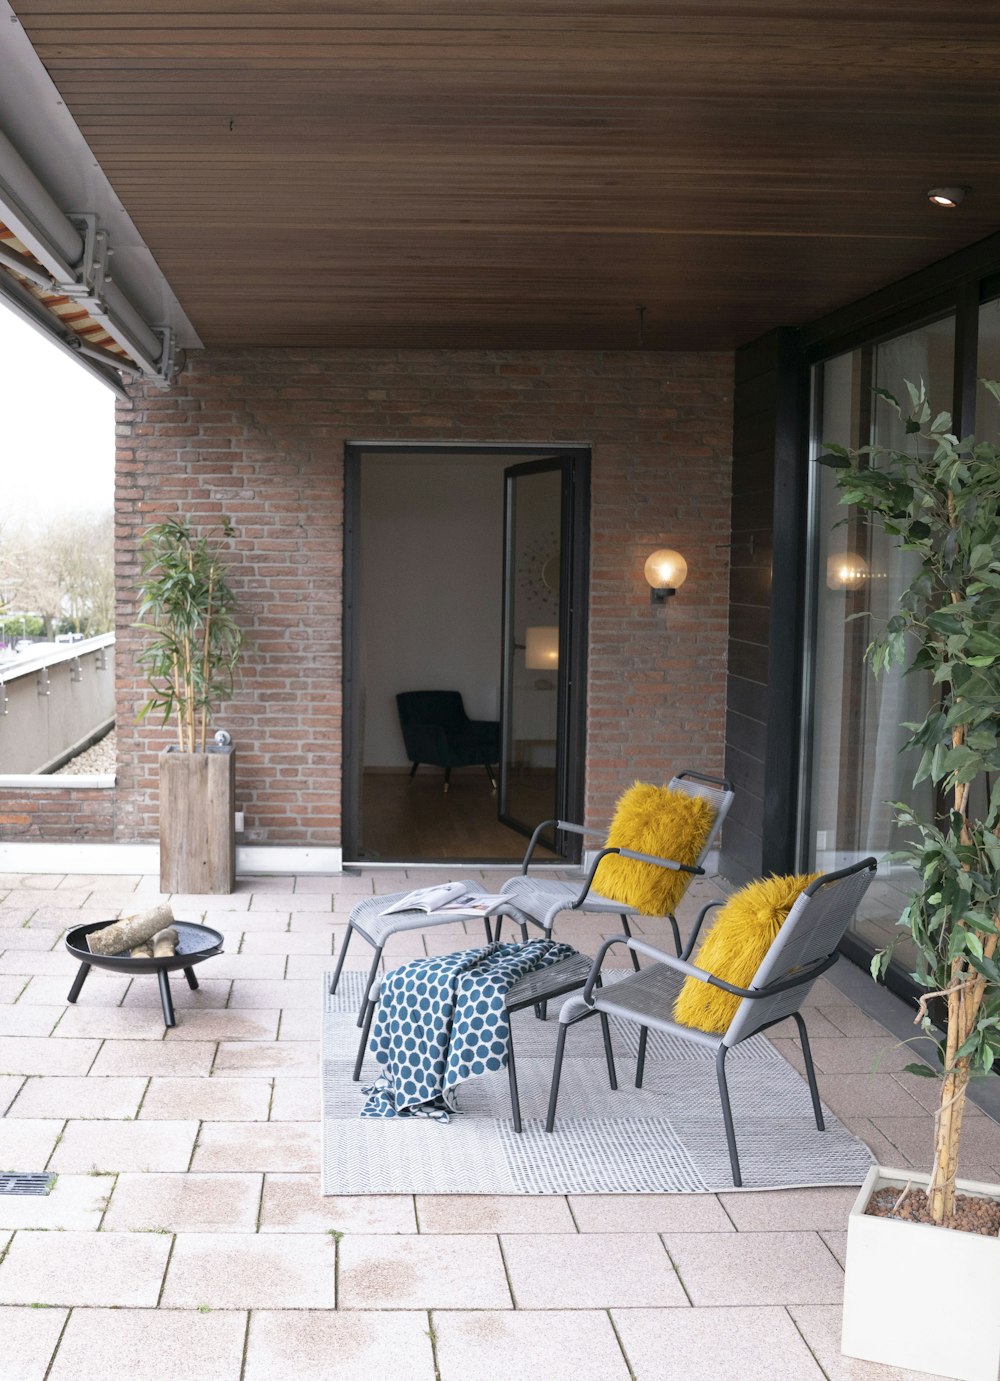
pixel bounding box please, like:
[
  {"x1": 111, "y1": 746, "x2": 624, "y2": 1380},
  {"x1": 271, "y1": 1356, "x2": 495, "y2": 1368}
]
[
  {"x1": 10, "y1": 1, "x2": 1000, "y2": 349},
  {"x1": 721, "y1": 328, "x2": 807, "y2": 884}
]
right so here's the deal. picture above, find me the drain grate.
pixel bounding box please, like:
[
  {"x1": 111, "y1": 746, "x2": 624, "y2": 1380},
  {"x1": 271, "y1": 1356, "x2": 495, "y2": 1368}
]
[{"x1": 0, "y1": 1173, "x2": 55, "y2": 1197}]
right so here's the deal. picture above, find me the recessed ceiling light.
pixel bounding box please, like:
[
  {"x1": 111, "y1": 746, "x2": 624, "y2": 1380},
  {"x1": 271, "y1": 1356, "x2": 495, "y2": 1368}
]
[{"x1": 927, "y1": 186, "x2": 968, "y2": 208}]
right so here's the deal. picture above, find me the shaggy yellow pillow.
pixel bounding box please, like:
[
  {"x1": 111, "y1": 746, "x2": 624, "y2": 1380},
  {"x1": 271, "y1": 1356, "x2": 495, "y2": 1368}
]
[
  {"x1": 591, "y1": 782, "x2": 716, "y2": 917},
  {"x1": 672, "y1": 872, "x2": 820, "y2": 1034}
]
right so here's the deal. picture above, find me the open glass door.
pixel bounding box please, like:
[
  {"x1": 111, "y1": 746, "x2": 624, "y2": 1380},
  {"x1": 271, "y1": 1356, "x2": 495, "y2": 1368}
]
[{"x1": 499, "y1": 456, "x2": 587, "y2": 852}]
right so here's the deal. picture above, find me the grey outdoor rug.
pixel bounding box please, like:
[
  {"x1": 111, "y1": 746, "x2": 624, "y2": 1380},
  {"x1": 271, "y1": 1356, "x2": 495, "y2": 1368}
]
[{"x1": 321, "y1": 969, "x2": 876, "y2": 1194}]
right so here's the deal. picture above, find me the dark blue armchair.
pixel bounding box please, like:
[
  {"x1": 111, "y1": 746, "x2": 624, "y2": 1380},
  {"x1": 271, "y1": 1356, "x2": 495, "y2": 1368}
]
[{"x1": 396, "y1": 690, "x2": 500, "y2": 791}]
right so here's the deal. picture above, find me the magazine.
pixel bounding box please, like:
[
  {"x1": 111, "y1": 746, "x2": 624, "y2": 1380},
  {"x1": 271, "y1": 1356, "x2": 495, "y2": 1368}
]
[{"x1": 379, "y1": 881, "x2": 508, "y2": 919}]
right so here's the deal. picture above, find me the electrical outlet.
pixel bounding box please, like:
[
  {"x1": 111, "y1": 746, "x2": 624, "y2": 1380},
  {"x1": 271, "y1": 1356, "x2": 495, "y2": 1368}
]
[{"x1": 234, "y1": 811, "x2": 245, "y2": 832}]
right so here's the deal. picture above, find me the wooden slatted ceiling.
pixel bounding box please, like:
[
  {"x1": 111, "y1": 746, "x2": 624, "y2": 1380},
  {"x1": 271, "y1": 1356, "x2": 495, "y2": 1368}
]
[{"x1": 11, "y1": 1, "x2": 1000, "y2": 350}]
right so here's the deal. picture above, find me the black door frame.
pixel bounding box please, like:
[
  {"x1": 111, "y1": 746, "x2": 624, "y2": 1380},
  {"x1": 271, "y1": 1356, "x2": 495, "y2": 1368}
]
[{"x1": 341, "y1": 440, "x2": 591, "y2": 863}]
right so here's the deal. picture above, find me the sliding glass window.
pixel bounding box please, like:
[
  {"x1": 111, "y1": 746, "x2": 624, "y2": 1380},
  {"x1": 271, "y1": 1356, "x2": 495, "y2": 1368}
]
[{"x1": 803, "y1": 316, "x2": 954, "y2": 976}]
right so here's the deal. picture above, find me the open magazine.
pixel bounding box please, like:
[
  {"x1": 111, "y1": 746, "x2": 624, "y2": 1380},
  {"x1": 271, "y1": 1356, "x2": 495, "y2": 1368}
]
[{"x1": 379, "y1": 880, "x2": 508, "y2": 919}]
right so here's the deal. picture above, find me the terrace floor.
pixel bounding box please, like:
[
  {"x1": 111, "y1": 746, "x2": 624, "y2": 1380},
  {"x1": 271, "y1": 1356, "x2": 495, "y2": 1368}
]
[{"x1": 1, "y1": 866, "x2": 998, "y2": 1381}]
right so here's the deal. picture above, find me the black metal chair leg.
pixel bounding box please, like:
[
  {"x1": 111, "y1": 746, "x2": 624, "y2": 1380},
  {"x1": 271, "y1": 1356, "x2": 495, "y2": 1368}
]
[
  {"x1": 183, "y1": 967, "x2": 199, "y2": 991},
  {"x1": 620, "y1": 915, "x2": 641, "y2": 971},
  {"x1": 667, "y1": 912, "x2": 682, "y2": 956},
  {"x1": 157, "y1": 969, "x2": 177, "y2": 1028},
  {"x1": 483, "y1": 916, "x2": 497, "y2": 944},
  {"x1": 635, "y1": 1026, "x2": 648, "y2": 1088},
  {"x1": 67, "y1": 961, "x2": 91, "y2": 1003},
  {"x1": 484, "y1": 761, "x2": 497, "y2": 791},
  {"x1": 715, "y1": 1044, "x2": 742, "y2": 1187},
  {"x1": 793, "y1": 1012, "x2": 826, "y2": 1131},
  {"x1": 329, "y1": 924, "x2": 354, "y2": 996},
  {"x1": 545, "y1": 1022, "x2": 570, "y2": 1133},
  {"x1": 353, "y1": 998, "x2": 377, "y2": 1081},
  {"x1": 507, "y1": 1029, "x2": 522, "y2": 1133},
  {"x1": 357, "y1": 946, "x2": 383, "y2": 1027},
  {"x1": 599, "y1": 1013, "x2": 618, "y2": 1090},
  {"x1": 409, "y1": 760, "x2": 419, "y2": 779}
]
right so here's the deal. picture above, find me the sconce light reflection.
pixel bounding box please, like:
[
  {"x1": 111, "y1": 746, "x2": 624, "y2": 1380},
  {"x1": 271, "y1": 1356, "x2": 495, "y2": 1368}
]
[
  {"x1": 644, "y1": 548, "x2": 688, "y2": 605},
  {"x1": 525, "y1": 625, "x2": 559, "y2": 669},
  {"x1": 826, "y1": 553, "x2": 869, "y2": 592}
]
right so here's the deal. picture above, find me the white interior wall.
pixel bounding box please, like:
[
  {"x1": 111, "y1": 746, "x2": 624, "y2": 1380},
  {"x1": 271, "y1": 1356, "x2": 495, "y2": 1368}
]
[{"x1": 360, "y1": 453, "x2": 508, "y2": 768}]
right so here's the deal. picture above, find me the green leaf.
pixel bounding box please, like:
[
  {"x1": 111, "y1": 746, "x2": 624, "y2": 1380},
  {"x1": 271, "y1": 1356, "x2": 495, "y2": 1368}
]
[{"x1": 902, "y1": 1063, "x2": 939, "y2": 1079}]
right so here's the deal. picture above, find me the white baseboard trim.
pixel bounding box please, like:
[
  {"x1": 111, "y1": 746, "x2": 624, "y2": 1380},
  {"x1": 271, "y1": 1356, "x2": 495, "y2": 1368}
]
[{"x1": 0, "y1": 842, "x2": 343, "y2": 876}]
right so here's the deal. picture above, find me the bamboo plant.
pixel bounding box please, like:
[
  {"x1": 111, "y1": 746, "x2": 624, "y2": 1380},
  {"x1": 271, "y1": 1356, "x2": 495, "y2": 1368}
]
[
  {"x1": 136, "y1": 518, "x2": 243, "y2": 752},
  {"x1": 821, "y1": 380, "x2": 1000, "y2": 1225}
]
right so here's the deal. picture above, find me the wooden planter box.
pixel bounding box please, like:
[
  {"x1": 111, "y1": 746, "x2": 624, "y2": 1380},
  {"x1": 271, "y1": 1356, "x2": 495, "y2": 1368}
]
[{"x1": 159, "y1": 745, "x2": 236, "y2": 894}]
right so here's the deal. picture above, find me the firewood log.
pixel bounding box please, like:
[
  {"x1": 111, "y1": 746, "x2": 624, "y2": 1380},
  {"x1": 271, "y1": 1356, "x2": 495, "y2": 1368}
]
[
  {"x1": 152, "y1": 927, "x2": 179, "y2": 959},
  {"x1": 87, "y1": 905, "x2": 175, "y2": 957}
]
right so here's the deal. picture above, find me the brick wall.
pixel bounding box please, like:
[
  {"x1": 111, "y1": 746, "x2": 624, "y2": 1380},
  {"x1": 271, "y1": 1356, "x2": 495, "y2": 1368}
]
[
  {"x1": 21, "y1": 347, "x2": 734, "y2": 847},
  {"x1": 0, "y1": 788, "x2": 115, "y2": 841}
]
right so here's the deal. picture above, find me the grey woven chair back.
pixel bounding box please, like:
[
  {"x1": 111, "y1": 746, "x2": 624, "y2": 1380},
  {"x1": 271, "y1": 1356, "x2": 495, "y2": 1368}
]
[
  {"x1": 723, "y1": 858, "x2": 877, "y2": 1047},
  {"x1": 667, "y1": 773, "x2": 735, "y2": 868}
]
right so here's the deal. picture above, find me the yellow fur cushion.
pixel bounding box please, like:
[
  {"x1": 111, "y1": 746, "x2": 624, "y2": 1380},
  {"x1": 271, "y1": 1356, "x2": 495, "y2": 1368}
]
[
  {"x1": 590, "y1": 782, "x2": 716, "y2": 917},
  {"x1": 672, "y1": 872, "x2": 820, "y2": 1034}
]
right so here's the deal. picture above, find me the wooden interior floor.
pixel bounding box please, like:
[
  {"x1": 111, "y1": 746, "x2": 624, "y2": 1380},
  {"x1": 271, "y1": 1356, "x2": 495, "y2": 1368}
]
[{"x1": 358, "y1": 769, "x2": 557, "y2": 863}]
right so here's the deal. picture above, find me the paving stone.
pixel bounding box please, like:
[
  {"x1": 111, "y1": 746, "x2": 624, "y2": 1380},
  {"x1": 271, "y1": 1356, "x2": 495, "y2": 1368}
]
[
  {"x1": 275, "y1": 1009, "x2": 320, "y2": 1041},
  {"x1": 0, "y1": 1073, "x2": 24, "y2": 1112},
  {"x1": 502, "y1": 1232, "x2": 686, "y2": 1309},
  {"x1": 0, "y1": 1304, "x2": 69, "y2": 1381},
  {"x1": 569, "y1": 1194, "x2": 734, "y2": 1234},
  {"x1": 198, "y1": 954, "x2": 288, "y2": 981},
  {"x1": 229, "y1": 980, "x2": 323, "y2": 1009},
  {"x1": 0, "y1": 975, "x2": 29, "y2": 1003},
  {"x1": 162, "y1": 1009, "x2": 281, "y2": 1042},
  {"x1": 717, "y1": 1187, "x2": 860, "y2": 1233},
  {"x1": 213, "y1": 1041, "x2": 317, "y2": 1077},
  {"x1": 0, "y1": 1038, "x2": 100, "y2": 1082},
  {"x1": 205, "y1": 910, "x2": 290, "y2": 933},
  {"x1": 788, "y1": 1304, "x2": 936, "y2": 1380},
  {"x1": 0, "y1": 929, "x2": 62, "y2": 951},
  {"x1": 102, "y1": 1172, "x2": 262, "y2": 1234},
  {"x1": 268, "y1": 1077, "x2": 318, "y2": 1120},
  {"x1": 416, "y1": 1194, "x2": 576, "y2": 1233},
  {"x1": 2, "y1": 890, "x2": 94, "y2": 912},
  {"x1": 6, "y1": 1075, "x2": 146, "y2": 1120},
  {"x1": 0, "y1": 953, "x2": 81, "y2": 978},
  {"x1": 239, "y1": 931, "x2": 336, "y2": 954},
  {"x1": 435, "y1": 1309, "x2": 630, "y2": 1381},
  {"x1": 161, "y1": 1232, "x2": 335, "y2": 1308},
  {"x1": 250, "y1": 893, "x2": 331, "y2": 912},
  {"x1": 811, "y1": 1072, "x2": 927, "y2": 1119},
  {"x1": 53, "y1": 1007, "x2": 175, "y2": 1040},
  {"x1": 0, "y1": 875, "x2": 65, "y2": 891},
  {"x1": 0, "y1": 1173, "x2": 114, "y2": 1231},
  {"x1": 48, "y1": 1119, "x2": 199, "y2": 1173},
  {"x1": 662, "y1": 1230, "x2": 845, "y2": 1306},
  {"x1": 0, "y1": 1230, "x2": 172, "y2": 1306},
  {"x1": 0, "y1": 1118, "x2": 64, "y2": 1171},
  {"x1": 807, "y1": 1038, "x2": 910, "y2": 1074},
  {"x1": 191, "y1": 1120, "x2": 320, "y2": 1173},
  {"x1": 339, "y1": 1233, "x2": 512, "y2": 1309},
  {"x1": 47, "y1": 1307, "x2": 247, "y2": 1381},
  {"x1": 259, "y1": 1175, "x2": 416, "y2": 1233},
  {"x1": 244, "y1": 1308, "x2": 434, "y2": 1381},
  {"x1": 88, "y1": 1040, "x2": 217, "y2": 1077},
  {"x1": 139, "y1": 1076, "x2": 271, "y2": 1121},
  {"x1": 612, "y1": 1305, "x2": 826, "y2": 1379},
  {"x1": 0, "y1": 1006, "x2": 64, "y2": 1037},
  {"x1": 120, "y1": 978, "x2": 233, "y2": 1009},
  {"x1": 17, "y1": 975, "x2": 130, "y2": 1006},
  {"x1": 176, "y1": 894, "x2": 252, "y2": 913}
]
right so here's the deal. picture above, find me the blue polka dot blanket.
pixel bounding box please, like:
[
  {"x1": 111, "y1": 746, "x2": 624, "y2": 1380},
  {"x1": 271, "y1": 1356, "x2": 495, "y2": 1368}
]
[{"x1": 361, "y1": 939, "x2": 576, "y2": 1121}]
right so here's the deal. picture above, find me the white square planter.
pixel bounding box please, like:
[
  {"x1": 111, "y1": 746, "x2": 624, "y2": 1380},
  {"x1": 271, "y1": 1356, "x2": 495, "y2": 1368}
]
[{"x1": 842, "y1": 1164, "x2": 1000, "y2": 1381}]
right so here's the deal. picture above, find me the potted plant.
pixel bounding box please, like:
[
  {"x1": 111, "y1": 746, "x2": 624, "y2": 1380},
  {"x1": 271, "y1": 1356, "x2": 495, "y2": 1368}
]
[
  {"x1": 136, "y1": 517, "x2": 243, "y2": 894},
  {"x1": 821, "y1": 382, "x2": 1000, "y2": 1381}
]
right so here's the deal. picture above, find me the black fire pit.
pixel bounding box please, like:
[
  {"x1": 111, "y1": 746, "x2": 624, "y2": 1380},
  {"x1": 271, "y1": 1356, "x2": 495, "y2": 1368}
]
[{"x1": 65, "y1": 920, "x2": 225, "y2": 1028}]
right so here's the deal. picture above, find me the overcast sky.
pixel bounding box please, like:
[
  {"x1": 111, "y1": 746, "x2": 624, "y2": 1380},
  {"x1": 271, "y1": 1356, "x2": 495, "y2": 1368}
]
[{"x1": 0, "y1": 300, "x2": 115, "y2": 530}]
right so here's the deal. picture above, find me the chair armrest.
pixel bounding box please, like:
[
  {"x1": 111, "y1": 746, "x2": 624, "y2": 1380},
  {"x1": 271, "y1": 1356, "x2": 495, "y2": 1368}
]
[
  {"x1": 622, "y1": 937, "x2": 840, "y2": 1001},
  {"x1": 681, "y1": 898, "x2": 725, "y2": 961},
  {"x1": 519, "y1": 818, "x2": 607, "y2": 873},
  {"x1": 580, "y1": 934, "x2": 712, "y2": 1004},
  {"x1": 566, "y1": 846, "x2": 704, "y2": 910}
]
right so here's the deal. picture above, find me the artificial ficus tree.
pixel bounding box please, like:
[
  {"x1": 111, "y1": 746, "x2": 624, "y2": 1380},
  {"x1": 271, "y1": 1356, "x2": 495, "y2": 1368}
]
[
  {"x1": 822, "y1": 379, "x2": 1000, "y2": 1225},
  {"x1": 136, "y1": 518, "x2": 243, "y2": 752}
]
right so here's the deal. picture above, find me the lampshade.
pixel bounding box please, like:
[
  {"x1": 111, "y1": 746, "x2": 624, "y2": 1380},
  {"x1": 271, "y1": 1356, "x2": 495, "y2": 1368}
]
[
  {"x1": 826, "y1": 553, "x2": 868, "y2": 591},
  {"x1": 525, "y1": 625, "x2": 559, "y2": 669},
  {"x1": 643, "y1": 548, "x2": 688, "y2": 592}
]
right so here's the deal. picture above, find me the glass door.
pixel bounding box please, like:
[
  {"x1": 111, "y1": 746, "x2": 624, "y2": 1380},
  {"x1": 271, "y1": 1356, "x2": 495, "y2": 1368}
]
[{"x1": 499, "y1": 457, "x2": 581, "y2": 847}]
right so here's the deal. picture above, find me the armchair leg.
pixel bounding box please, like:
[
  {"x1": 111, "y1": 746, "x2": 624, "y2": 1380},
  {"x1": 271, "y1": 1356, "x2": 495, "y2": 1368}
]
[
  {"x1": 635, "y1": 1027, "x2": 648, "y2": 1088},
  {"x1": 353, "y1": 998, "x2": 377, "y2": 1081},
  {"x1": 715, "y1": 1044, "x2": 743, "y2": 1188},
  {"x1": 358, "y1": 945, "x2": 383, "y2": 1027},
  {"x1": 409, "y1": 761, "x2": 419, "y2": 779},
  {"x1": 793, "y1": 1012, "x2": 826, "y2": 1131},
  {"x1": 620, "y1": 915, "x2": 642, "y2": 972},
  {"x1": 545, "y1": 1022, "x2": 570, "y2": 1133},
  {"x1": 329, "y1": 924, "x2": 354, "y2": 996},
  {"x1": 443, "y1": 767, "x2": 451, "y2": 793},
  {"x1": 484, "y1": 762, "x2": 497, "y2": 791},
  {"x1": 600, "y1": 1013, "x2": 617, "y2": 1090},
  {"x1": 507, "y1": 1028, "x2": 522, "y2": 1133}
]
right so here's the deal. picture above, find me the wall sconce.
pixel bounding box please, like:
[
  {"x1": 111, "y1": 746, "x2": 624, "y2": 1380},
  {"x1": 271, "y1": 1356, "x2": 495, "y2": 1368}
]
[
  {"x1": 826, "y1": 553, "x2": 869, "y2": 591},
  {"x1": 525, "y1": 625, "x2": 559, "y2": 669},
  {"x1": 644, "y1": 548, "x2": 688, "y2": 605}
]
